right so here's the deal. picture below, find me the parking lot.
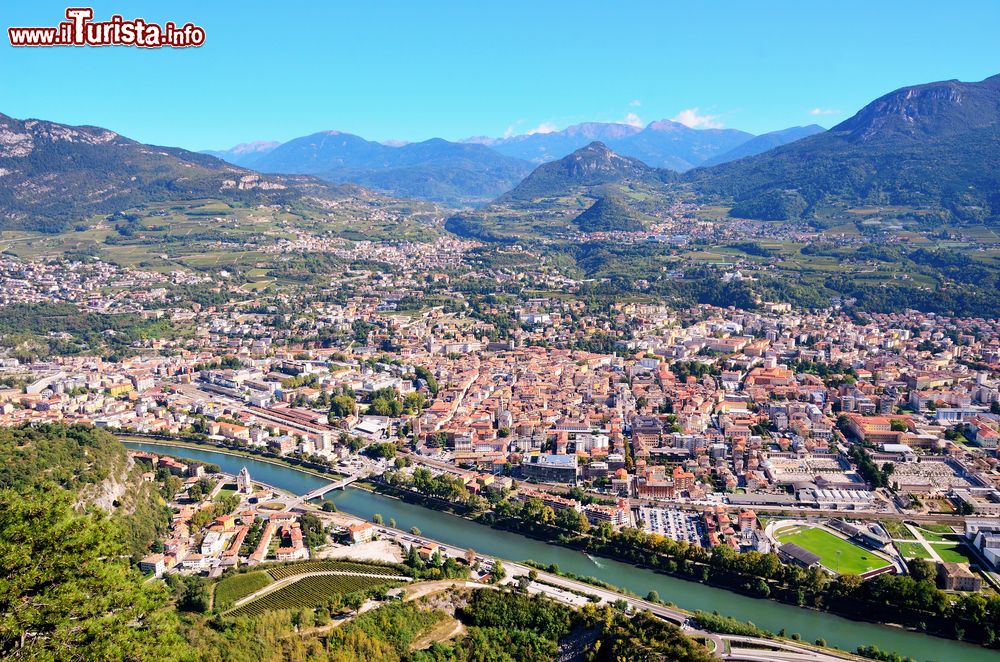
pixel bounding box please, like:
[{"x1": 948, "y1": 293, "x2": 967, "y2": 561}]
[{"x1": 638, "y1": 506, "x2": 705, "y2": 546}]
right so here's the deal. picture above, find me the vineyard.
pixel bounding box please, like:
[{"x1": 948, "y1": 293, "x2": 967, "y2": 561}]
[
  {"x1": 228, "y1": 574, "x2": 402, "y2": 618},
  {"x1": 214, "y1": 571, "x2": 273, "y2": 610},
  {"x1": 267, "y1": 560, "x2": 406, "y2": 580}
]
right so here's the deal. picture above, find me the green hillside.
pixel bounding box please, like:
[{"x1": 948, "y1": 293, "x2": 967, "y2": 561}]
[
  {"x1": 0, "y1": 423, "x2": 170, "y2": 558},
  {"x1": 0, "y1": 113, "x2": 356, "y2": 233},
  {"x1": 573, "y1": 195, "x2": 646, "y2": 232},
  {"x1": 684, "y1": 75, "x2": 1000, "y2": 225}
]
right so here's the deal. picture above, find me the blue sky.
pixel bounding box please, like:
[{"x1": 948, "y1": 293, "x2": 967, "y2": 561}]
[{"x1": 2, "y1": 1, "x2": 998, "y2": 150}]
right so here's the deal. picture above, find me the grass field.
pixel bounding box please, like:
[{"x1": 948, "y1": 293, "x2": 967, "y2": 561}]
[
  {"x1": 914, "y1": 527, "x2": 954, "y2": 543},
  {"x1": 777, "y1": 526, "x2": 890, "y2": 575},
  {"x1": 936, "y1": 544, "x2": 975, "y2": 564},
  {"x1": 895, "y1": 542, "x2": 933, "y2": 560},
  {"x1": 228, "y1": 574, "x2": 401, "y2": 617},
  {"x1": 214, "y1": 571, "x2": 273, "y2": 610},
  {"x1": 215, "y1": 485, "x2": 237, "y2": 502}
]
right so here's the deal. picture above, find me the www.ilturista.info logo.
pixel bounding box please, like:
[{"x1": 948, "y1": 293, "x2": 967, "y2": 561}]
[{"x1": 8, "y1": 8, "x2": 205, "y2": 48}]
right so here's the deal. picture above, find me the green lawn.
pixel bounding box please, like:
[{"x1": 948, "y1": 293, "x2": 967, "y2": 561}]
[
  {"x1": 778, "y1": 526, "x2": 890, "y2": 575},
  {"x1": 936, "y1": 544, "x2": 974, "y2": 564},
  {"x1": 915, "y1": 527, "x2": 954, "y2": 543},
  {"x1": 896, "y1": 542, "x2": 933, "y2": 560},
  {"x1": 215, "y1": 487, "x2": 238, "y2": 502}
]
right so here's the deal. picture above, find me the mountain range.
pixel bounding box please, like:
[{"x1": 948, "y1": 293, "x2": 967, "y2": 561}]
[
  {"x1": 448, "y1": 73, "x2": 1000, "y2": 238},
  {"x1": 700, "y1": 125, "x2": 826, "y2": 166},
  {"x1": 2, "y1": 73, "x2": 998, "y2": 234},
  {"x1": 464, "y1": 120, "x2": 790, "y2": 170},
  {"x1": 202, "y1": 120, "x2": 822, "y2": 204},
  {"x1": 0, "y1": 113, "x2": 350, "y2": 232},
  {"x1": 685, "y1": 73, "x2": 1000, "y2": 222},
  {"x1": 206, "y1": 132, "x2": 535, "y2": 205}
]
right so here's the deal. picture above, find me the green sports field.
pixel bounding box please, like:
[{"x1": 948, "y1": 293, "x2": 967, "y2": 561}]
[{"x1": 777, "y1": 526, "x2": 890, "y2": 575}]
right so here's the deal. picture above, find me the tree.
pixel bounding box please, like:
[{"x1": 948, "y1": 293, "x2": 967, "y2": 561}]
[
  {"x1": 364, "y1": 442, "x2": 396, "y2": 460},
  {"x1": 343, "y1": 592, "x2": 365, "y2": 612},
  {"x1": 299, "y1": 512, "x2": 326, "y2": 549},
  {"x1": 0, "y1": 488, "x2": 190, "y2": 659},
  {"x1": 369, "y1": 388, "x2": 403, "y2": 417},
  {"x1": 372, "y1": 513, "x2": 384, "y2": 525},
  {"x1": 168, "y1": 574, "x2": 210, "y2": 613},
  {"x1": 405, "y1": 544, "x2": 423, "y2": 570},
  {"x1": 414, "y1": 366, "x2": 439, "y2": 395},
  {"x1": 329, "y1": 394, "x2": 356, "y2": 419},
  {"x1": 403, "y1": 391, "x2": 427, "y2": 414},
  {"x1": 491, "y1": 560, "x2": 506, "y2": 584}
]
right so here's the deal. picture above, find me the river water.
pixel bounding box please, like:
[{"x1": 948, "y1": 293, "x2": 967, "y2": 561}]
[{"x1": 123, "y1": 440, "x2": 999, "y2": 661}]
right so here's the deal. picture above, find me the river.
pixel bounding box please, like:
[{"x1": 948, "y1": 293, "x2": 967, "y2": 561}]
[{"x1": 123, "y1": 440, "x2": 999, "y2": 662}]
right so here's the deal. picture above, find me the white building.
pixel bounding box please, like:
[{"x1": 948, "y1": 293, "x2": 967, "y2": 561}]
[
  {"x1": 237, "y1": 466, "x2": 253, "y2": 495},
  {"x1": 201, "y1": 531, "x2": 228, "y2": 556}
]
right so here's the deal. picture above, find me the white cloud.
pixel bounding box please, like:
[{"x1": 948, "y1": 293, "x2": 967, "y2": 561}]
[
  {"x1": 671, "y1": 108, "x2": 723, "y2": 129},
  {"x1": 525, "y1": 121, "x2": 558, "y2": 135},
  {"x1": 809, "y1": 107, "x2": 840, "y2": 116},
  {"x1": 503, "y1": 125, "x2": 516, "y2": 139},
  {"x1": 629, "y1": 99, "x2": 642, "y2": 107},
  {"x1": 623, "y1": 112, "x2": 643, "y2": 127}
]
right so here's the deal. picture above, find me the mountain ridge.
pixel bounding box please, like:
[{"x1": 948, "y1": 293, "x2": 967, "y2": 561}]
[
  {"x1": 480, "y1": 119, "x2": 756, "y2": 170},
  {"x1": 683, "y1": 74, "x2": 1000, "y2": 223},
  {"x1": 220, "y1": 130, "x2": 534, "y2": 204},
  {"x1": 701, "y1": 125, "x2": 825, "y2": 166},
  {"x1": 0, "y1": 112, "x2": 343, "y2": 232}
]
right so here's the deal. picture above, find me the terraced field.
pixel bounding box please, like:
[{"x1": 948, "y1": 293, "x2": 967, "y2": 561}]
[
  {"x1": 229, "y1": 574, "x2": 402, "y2": 617},
  {"x1": 267, "y1": 560, "x2": 405, "y2": 580},
  {"x1": 214, "y1": 571, "x2": 273, "y2": 610}
]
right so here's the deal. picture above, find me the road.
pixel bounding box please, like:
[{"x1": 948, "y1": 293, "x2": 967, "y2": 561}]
[{"x1": 362, "y1": 523, "x2": 864, "y2": 661}]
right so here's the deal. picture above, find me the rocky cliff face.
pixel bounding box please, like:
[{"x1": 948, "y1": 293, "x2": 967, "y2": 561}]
[
  {"x1": 75, "y1": 453, "x2": 137, "y2": 513},
  {"x1": 832, "y1": 74, "x2": 1000, "y2": 143}
]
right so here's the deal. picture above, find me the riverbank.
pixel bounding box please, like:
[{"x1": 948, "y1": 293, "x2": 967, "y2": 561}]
[
  {"x1": 117, "y1": 435, "x2": 344, "y2": 483},
  {"x1": 371, "y1": 480, "x2": 990, "y2": 649},
  {"x1": 121, "y1": 440, "x2": 997, "y2": 662}
]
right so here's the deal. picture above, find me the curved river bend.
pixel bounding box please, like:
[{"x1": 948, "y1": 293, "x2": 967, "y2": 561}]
[{"x1": 124, "y1": 441, "x2": 999, "y2": 662}]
